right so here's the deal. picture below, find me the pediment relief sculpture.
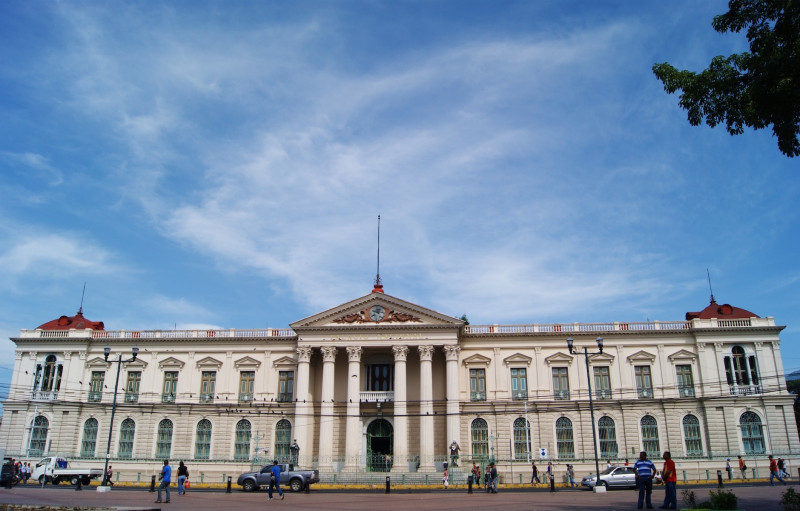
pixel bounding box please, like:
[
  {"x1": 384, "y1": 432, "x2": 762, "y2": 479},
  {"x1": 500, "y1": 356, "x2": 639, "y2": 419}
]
[{"x1": 332, "y1": 306, "x2": 423, "y2": 324}]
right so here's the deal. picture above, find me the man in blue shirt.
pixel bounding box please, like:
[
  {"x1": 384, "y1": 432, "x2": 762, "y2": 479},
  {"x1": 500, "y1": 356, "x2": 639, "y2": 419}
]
[
  {"x1": 633, "y1": 451, "x2": 656, "y2": 509},
  {"x1": 268, "y1": 460, "x2": 284, "y2": 500},
  {"x1": 155, "y1": 459, "x2": 171, "y2": 503}
]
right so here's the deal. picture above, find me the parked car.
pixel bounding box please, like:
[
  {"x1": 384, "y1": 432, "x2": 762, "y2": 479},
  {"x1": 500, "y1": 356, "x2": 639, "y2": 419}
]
[
  {"x1": 581, "y1": 466, "x2": 637, "y2": 489},
  {"x1": 1, "y1": 459, "x2": 20, "y2": 489},
  {"x1": 237, "y1": 463, "x2": 320, "y2": 492}
]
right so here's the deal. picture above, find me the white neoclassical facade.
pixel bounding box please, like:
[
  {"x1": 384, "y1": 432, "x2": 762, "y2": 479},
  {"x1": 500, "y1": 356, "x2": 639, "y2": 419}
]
[{"x1": 2, "y1": 284, "x2": 799, "y2": 482}]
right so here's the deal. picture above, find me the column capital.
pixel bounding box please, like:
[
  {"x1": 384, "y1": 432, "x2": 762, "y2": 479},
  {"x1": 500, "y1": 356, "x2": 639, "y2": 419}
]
[
  {"x1": 297, "y1": 346, "x2": 313, "y2": 363},
  {"x1": 443, "y1": 345, "x2": 461, "y2": 361},
  {"x1": 320, "y1": 346, "x2": 338, "y2": 362},
  {"x1": 418, "y1": 345, "x2": 435, "y2": 361},
  {"x1": 346, "y1": 346, "x2": 363, "y2": 362},
  {"x1": 392, "y1": 345, "x2": 409, "y2": 362}
]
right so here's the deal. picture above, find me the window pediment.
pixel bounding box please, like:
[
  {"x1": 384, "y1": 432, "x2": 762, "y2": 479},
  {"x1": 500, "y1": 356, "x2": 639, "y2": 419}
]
[
  {"x1": 195, "y1": 356, "x2": 223, "y2": 369},
  {"x1": 626, "y1": 350, "x2": 656, "y2": 364},
  {"x1": 588, "y1": 352, "x2": 615, "y2": 364},
  {"x1": 462, "y1": 354, "x2": 491, "y2": 367},
  {"x1": 158, "y1": 357, "x2": 185, "y2": 370},
  {"x1": 667, "y1": 349, "x2": 697, "y2": 363},
  {"x1": 234, "y1": 356, "x2": 261, "y2": 369},
  {"x1": 545, "y1": 352, "x2": 574, "y2": 366},
  {"x1": 272, "y1": 356, "x2": 297, "y2": 369},
  {"x1": 86, "y1": 357, "x2": 110, "y2": 369},
  {"x1": 124, "y1": 359, "x2": 148, "y2": 370},
  {"x1": 503, "y1": 353, "x2": 532, "y2": 367}
]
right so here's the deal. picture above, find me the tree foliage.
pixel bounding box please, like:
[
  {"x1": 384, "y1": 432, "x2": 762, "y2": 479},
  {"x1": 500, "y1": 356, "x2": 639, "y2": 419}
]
[{"x1": 653, "y1": 0, "x2": 800, "y2": 157}]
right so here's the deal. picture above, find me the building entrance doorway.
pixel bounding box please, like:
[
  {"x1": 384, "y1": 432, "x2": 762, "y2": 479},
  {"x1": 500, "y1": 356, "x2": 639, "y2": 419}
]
[{"x1": 367, "y1": 419, "x2": 393, "y2": 472}]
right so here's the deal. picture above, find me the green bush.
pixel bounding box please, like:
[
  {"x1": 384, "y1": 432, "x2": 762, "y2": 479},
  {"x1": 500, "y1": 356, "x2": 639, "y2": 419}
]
[
  {"x1": 782, "y1": 487, "x2": 800, "y2": 511},
  {"x1": 709, "y1": 488, "x2": 737, "y2": 510},
  {"x1": 682, "y1": 489, "x2": 697, "y2": 509}
]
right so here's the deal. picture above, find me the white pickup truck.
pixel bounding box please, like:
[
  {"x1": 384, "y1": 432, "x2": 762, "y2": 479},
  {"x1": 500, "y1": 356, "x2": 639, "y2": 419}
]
[{"x1": 31, "y1": 457, "x2": 103, "y2": 486}]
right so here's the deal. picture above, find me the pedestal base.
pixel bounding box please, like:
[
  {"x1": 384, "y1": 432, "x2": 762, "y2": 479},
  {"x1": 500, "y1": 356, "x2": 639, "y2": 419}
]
[
  {"x1": 96, "y1": 485, "x2": 111, "y2": 493},
  {"x1": 593, "y1": 485, "x2": 607, "y2": 493}
]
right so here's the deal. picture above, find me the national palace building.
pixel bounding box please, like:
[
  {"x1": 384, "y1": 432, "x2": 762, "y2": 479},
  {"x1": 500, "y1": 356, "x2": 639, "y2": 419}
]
[{"x1": 2, "y1": 281, "x2": 799, "y2": 483}]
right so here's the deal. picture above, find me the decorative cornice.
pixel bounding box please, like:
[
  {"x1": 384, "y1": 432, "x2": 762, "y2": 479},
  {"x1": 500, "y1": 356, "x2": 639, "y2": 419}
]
[
  {"x1": 418, "y1": 345, "x2": 435, "y2": 361},
  {"x1": 392, "y1": 345, "x2": 409, "y2": 362}
]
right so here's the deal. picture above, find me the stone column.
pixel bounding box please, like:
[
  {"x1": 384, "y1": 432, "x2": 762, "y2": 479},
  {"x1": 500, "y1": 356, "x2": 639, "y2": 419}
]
[
  {"x1": 294, "y1": 346, "x2": 313, "y2": 467},
  {"x1": 444, "y1": 345, "x2": 461, "y2": 461},
  {"x1": 418, "y1": 345, "x2": 435, "y2": 471},
  {"x1": 345, "y1": 346, "x2": 363, "y2": 469},
  {"x1": 391, "y1": 345, "x2": 409, "y2": 471},
  {"x1": 318, "y1": 346, "x2": 337, "y2": 469}
]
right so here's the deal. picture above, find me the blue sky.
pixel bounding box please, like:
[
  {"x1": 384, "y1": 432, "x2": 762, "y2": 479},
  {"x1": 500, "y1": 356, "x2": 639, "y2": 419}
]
[{"x1": 1, "y1": 1, "x2": 799, "y2": 406}]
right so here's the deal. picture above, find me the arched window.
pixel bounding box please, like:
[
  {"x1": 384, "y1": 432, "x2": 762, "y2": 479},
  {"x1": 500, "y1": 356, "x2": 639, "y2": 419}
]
[
  {"x1": 598, "y1": 416, "x2": 618, "y2": 458},
  {"x1": 275, "y1": 419, "x2": 292, "y2": 462},
  {"x1": 195, "y1": 419, "x2": 212, "y2": 460},
  {"x1": 29, "y1": 416, "x2": 49, "y2": 456},
  {"x1": 682, "y1": 415, "x2": 703, "y2": 456},
  {"x1": 471, "y1": 418, "x2": 489, "y2": 461},
  {"x1": 156, "y1": 419, "x2": 173, "y2": 458},
  {"x1": 513, "y1": 418, "x2": 531, "y2": 461},
  {"x1": 81, "y1": 418, "x2": 98, "y2": 457},
  {"x1": 555, "y1": 417, "x2": 575, "y2": 459},
  {"x1": 740, "y1": 411, "x2": 765, "y2": 454},
  {"x1": 234, "y1": 419, "x2": 251, "y2": 461},
  {"x1": 118, "y1": 418, "x2": 135, "y2": 458},
  {"x1": 640, "y1": 415, "x2": 659, "y2": 454},
  {"x1": 724, "y1": 346, "x2": 760, "y2": 394}
]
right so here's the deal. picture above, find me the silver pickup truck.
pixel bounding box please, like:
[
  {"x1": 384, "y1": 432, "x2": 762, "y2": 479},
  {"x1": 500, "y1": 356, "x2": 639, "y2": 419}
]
[{"x1": 237, "y1": 463, "x2": 320, "y2": 492}]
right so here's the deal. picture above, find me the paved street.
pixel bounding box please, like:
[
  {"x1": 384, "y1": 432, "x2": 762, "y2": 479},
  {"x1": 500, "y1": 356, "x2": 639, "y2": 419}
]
[{"x1": 0, "y1": 483, "x2": 792, "y2": 510}]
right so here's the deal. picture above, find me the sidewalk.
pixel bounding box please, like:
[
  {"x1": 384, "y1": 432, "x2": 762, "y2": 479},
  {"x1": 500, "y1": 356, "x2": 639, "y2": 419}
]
[{"x1": 0, "y1": 483, "x2": 792, "y2": 510}]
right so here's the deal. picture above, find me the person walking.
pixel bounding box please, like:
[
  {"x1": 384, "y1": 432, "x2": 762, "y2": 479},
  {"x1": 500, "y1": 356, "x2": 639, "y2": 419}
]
[
  {"x1": 725, "y1": 459, "x2": 732, "y2": 480},
  {"x1": 546, "y1": 462, "x2": 553, "y2": 484},
  {"x1": 155, "y1": 459, "x2": 171, "y2": 504},
  {"x1": 268, "y1": 460, "x2": 284, "y2": 500},
  {"x1": 484, "y1": 466, "x2": 491, "y2": 490},
  {"x1": 567, "y1": 464, "x2": 578, "y2": 487},
  {"x1": 769, "y1": 455, "x2": 787, "y2": 486},
  {"x1": 778, "y1": 457, "x2": 789, "y2": 478},
  {"x1": 177, "y1": 461, "x2": 189, "y2": 495},
  {"x1": 449, "y1": 440, "x2": 461, "y2": 467},
  {"x1": 660, "y1": 451, "x2": 677, "y2": 510},
  {"x1": 738, "y1": 455, "x2": 747, "y2": 479},
  {"x1": 442, "y1": 468, "x2": 449, "y2": 489},
  {"x1": 633, "y1": 451, "x2": 656, "y2": 510},
  {"x1": 106, "y1": 465, "x2": 114, "y2": 487},
  {"x1": 489, "y1": 462, "x2": 498, "y2": 493},
  {"x1": 530, "y1": 461, "x2": 540, "y2": 484}
]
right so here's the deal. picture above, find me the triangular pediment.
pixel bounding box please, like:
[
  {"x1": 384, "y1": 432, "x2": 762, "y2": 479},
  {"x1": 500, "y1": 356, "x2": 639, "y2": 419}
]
[
  {"x1": 668, "y1": 349, "x2": 697, "y2": 362},
  {"x1": 272, "y1": 356, "x2": 297, "y2": 369},
  {"x1": 196, "y1": 356, "x2": 223, "y2": 369},
  {"x1": 503, "y1": 353, "x2": 533, "y2": 367},
  {"x1": 124, "y1": 359, "x2": 148, "y2": 370},
  {"x1": 290, "y1": 292, "x2": 464, "y2": 330},
  {"x1": 545, "y1": 352, "x2": 574, "y2": 365},
  {"x1": 588, "y1": 352, "x2": 615, "y2": 364},
  {"x1": 462, "y1": 353, "x2": 492, "y2": 367},
  {"x1": 627, "y1": 350, "x2": 656, "y2": 364},
  {"x1": 86, "y1": 357, "x2": 110, "y2": 369},
  {"x1": 234, "y1": 356, "x2": 261, "y2": 369},
  {"x1": 158, "y1": 356, "x2": 185, "y2": 369}
]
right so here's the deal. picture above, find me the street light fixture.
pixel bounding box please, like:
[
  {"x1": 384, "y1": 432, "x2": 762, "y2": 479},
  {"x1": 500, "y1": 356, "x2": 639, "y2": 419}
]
[
  {"x1": 567, "y1": 336, "x2": 604, "y2": 492},
  {"x1": 100, "y1": 345, "x2": 138, "y2": 488}
]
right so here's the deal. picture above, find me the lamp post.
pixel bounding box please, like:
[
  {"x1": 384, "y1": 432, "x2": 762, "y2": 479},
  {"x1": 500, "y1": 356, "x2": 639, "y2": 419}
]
[
  {"x1": 567, "y1": 336, "x2": 603, "y2": 491},
  {"x1": 101, "y1": 345, "x2": 138, "y2": 488}
]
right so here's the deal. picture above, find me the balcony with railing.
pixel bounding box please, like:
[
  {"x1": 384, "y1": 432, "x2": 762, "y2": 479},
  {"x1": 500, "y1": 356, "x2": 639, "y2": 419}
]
[
  {"x1": 595, "y1": 389, "x2": 612, "y2": 400},
  {"x1": 360, "y1": 391, "x2": 394, "y2": 402},
  {"x1": 729, "y1": 385, "x2": 762, "y2": 396},
  {"x1": 239, "y1": 393, "x2": 253, "y2": 403},
  {"x1": 199, "y1": 393, "x2": 215, "y2": 403},
  {"x1": 30, "y1": 390, "x2": 59, "y2": 401},
  {"x1": 276, "y1": 392, "x2": 293, "y2": 403},
  {"x1": 511, "y1": 390, "x2": 528, "y2": 401},
  {"x1": 470, "y1": 391, "x2": 486, "y2": 402},
  {"x1": 162, "y1": 393, "x2": 176, "y2": 403},
  {"x1": 124, "y1": 392, "x2": 139, "y2": 403},
  {"x1": 679, "y1": 386, "x2": 696, "y2": 398},
  {"x1": 88, "y1": 392, "x2": 102, "y2": 402},
  {"x1": 553, "y1": 390, "x2": 570, "y2": 400},
  {"x1": 637, "y1": 388, "x2": 654, "y2": 399}
]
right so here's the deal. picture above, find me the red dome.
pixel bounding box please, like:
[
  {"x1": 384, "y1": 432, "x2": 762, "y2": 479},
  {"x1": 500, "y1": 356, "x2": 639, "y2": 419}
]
[
  {"x1": 36, "y1": 309, "x2": 105, "y2": 331},
  {"x1": 685, "y1": 299, "x2": 759, "y2": 320}
]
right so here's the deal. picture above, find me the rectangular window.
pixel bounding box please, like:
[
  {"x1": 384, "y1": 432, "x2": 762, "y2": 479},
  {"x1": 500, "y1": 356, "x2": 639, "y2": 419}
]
[
  {"x1": 162, "y1": 371, "x2": 178, "y2": 403},
  {"x1": 552, "y1": 367, "x2": 570, "y2": 400},
  {"x1": 635, "y1": 366, "x2": 653, "y2": 398},
  {"x1": 125, "y1": 371, "x2": 141, "y2": 403},
  {"x1": 469, "y1": 368, "x2": 486, "y2": 401},
  {"x1": 367, "y1": 364, "x2": 394, "y2": 391},
  {"x1": 89, "y1": 371, "x2": 104, "y2": 402},
  {"x1": 510, "y1": 368, "x2": 528, "y2": 400},
  {"x1": 200, "y1": 371, "x2": 216, "y2": 402},
  {"x1": 676, "y1": 365, "x2": 695, "y2": 397},
  {"x1": 239, "y1": 371, "x2": 255, "y2": 402},
  {"x1": 277, "y1": 371, "x2": 294, "y2": 402},
  {"x1": 593, "y1": 366, "x2": 611, "y2": 399}
]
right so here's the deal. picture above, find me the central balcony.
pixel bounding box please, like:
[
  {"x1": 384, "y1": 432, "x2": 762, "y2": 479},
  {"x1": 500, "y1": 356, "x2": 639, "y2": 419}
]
[{"x1": 360, "y1": 391, "x2": 394, "y2": 402}]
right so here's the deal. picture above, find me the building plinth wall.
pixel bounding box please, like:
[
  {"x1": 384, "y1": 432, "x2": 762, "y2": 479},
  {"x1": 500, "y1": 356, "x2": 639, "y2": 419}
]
[{"x1": 2, "y1": 292, "x2": 799, "y2": 484}]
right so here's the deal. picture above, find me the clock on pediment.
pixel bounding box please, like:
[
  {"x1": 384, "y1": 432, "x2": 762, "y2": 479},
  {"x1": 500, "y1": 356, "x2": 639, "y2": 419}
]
[{"x1": 369, "y1": 305, "x2": 386, "y2": 322}]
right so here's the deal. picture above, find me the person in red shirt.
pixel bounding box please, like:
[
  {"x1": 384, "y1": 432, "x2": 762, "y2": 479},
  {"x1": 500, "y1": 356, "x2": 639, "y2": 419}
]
[
  {"x1": 660, "y1": 451, "x2": 677, "y2": 509},
  {"x1": 769, "y1": 455, "x2": 787, "y2": 486}
]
